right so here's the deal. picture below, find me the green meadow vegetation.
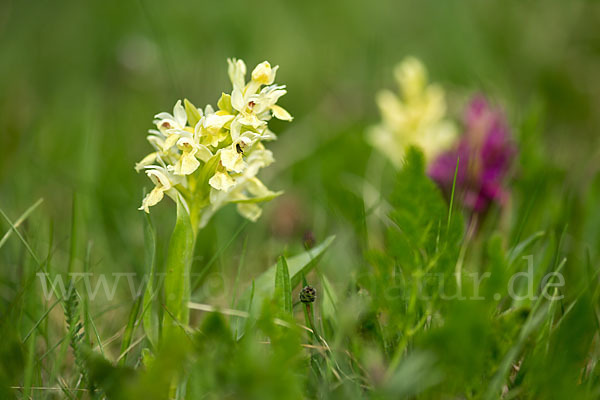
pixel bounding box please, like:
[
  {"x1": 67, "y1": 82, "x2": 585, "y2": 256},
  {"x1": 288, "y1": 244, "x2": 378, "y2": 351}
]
[{"x1": 1, "y1": 0, "x2": 600, "y2": 399}]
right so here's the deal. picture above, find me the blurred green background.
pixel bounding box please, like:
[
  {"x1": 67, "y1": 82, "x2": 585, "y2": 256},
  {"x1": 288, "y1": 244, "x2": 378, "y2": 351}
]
[
  {"x1": 2, "y1": 1, "x2": 600, "y2": 398},
  {"x1": 1, "y1": 0, "x2": 600, "y2": 348}
]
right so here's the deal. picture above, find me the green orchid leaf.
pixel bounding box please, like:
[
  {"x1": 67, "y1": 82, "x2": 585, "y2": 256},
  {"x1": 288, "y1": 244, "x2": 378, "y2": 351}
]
[{"x1": 162, "y1": 197, "x2": 195, "y2": 339}]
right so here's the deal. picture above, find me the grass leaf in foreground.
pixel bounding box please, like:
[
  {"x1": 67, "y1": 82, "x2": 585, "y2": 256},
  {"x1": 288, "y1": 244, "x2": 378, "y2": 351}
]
[
  {"x1": 274, "y1": 256, "x2": 293, "y2": 317},
  {"x1": 233, "y1": 235, "x2": 335, "y2": 338}
]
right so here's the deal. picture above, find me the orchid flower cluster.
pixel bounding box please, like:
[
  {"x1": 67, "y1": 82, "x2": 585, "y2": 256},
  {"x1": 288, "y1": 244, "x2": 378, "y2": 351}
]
[
  {"x1": 135, "y1": 59, "x2": 291, "y2": 228},
  {"x1": 428, "y1": 96, "x2": 516, "y2": 216},
  {"x1": 368, "y1": 56, "x2": 456, "y2": 167},
  {"x1": 369, "y1": 57, "x2": 516, "y2": 217}
]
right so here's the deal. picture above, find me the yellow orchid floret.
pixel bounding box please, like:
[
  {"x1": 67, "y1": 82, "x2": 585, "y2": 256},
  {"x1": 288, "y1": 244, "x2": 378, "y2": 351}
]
[
  {"x1": 367, "y1": 56, "x2": 456, "y2": 167},
  {"x1": 203, "y1": 151, "x2": 282, "y2": 227},
  {"x1": 138, "y1": 166, "x2": 183, "y2": 213},
  {"x1": 135, "y1": 58, "x2": 291, "y2": 229}
]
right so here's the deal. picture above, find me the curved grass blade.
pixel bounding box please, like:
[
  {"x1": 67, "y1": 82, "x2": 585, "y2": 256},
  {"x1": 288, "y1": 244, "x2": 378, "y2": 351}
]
[
  {"x1": 0, "y1": 198, "x2": 43, "y2": 250},
  {"x1": 142, "y1": 213, "x2": 159, "y2": 350},
  {"x1": 0, "y1": 208, "x2": 41, "y2": 266},
  {"x1": 507, "y1": 230, "x2": 546, "y2": 266}
]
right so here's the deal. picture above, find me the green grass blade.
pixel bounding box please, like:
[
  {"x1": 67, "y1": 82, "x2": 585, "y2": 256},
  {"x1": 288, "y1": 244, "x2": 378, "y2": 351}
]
[
  {"x1": 67, "y1": 194, "x2": 78, "y2": 274},
  {"x1": 240, "y1": 280, "x2": 256, "y2": 338},
  {"x1": 319, "y1": 272, "x2": 338, "y2": 323},
  {"x1": 87, "y1": 308, "x2": 105, "y2": 357},
  {"x1": 0, "y1": 198, "x2": 43, "y2": 250},
  {"x1": 484, "y1": 302, "x2": 550, "y2": 400},
  {"x1": 142, "y1": 213, "x2": 159, "y2": 350},
  {"x1": 82, "y1": 241, "x2": 92, "y2": 346},
  {"x1": 23, "y1": 318, "x2": 36, "y2": 399},
  {"x1": 22, "y1": 297, "x2": 61, "y2": 343},
  {"x1": 191, "y1": 219, "x2": 249, "y2": 293},
  {"x1": 507, "y1": 231, "x2": 546, "y2": 266},
  {"x1": 120, "y1": 295, "x2": 143, "y2": 366},
  {"x1": 447, "y1": 156, "x2": 459, "y2": 231},
  {"x1": 230, "y1": 236, "x2": 248, "y2": 309},
  {"x1": 0, "y1": 208, "x2": 41, "y2": 266}
]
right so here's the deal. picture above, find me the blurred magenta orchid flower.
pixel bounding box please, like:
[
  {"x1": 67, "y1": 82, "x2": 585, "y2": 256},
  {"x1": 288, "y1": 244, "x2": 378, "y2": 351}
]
[{"x1": 428, "y1": 95, "x2": 516, "y2": 216}]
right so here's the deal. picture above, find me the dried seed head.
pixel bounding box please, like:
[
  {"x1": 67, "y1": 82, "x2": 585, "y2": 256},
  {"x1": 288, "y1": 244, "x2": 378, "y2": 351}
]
[
  {"x1": 300, "y1": 285, "x2": 316, "y2": 303},
  {"x1": 303, "y1": 230, "x2": 316, "y2": 250}
]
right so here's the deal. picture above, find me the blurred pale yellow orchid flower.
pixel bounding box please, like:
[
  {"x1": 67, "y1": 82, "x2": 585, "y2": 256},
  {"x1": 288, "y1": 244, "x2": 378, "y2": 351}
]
[{"x1": 368, "y1": 56, "x2": 456, "y2": 167}]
